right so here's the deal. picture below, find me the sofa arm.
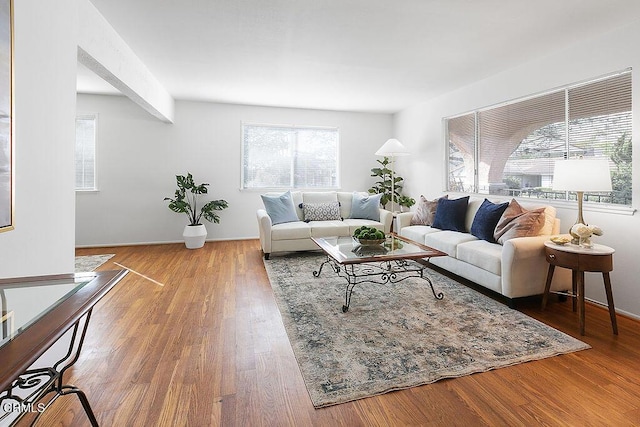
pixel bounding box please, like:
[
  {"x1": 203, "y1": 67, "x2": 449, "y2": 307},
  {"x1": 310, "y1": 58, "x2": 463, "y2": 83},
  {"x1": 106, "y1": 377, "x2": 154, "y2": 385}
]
[
  {"x1": 379, "y1": 209, "x2": 394, "y2": 234},
  {"x1": 501, "y1": 235, "x2": 571, "y2": 298},
  {"x1": 396, "y1": 212, "x2": 414, "y2": 232},
  {"x1": 256, "y1": 209, "x2": 273, "y2": 255}
]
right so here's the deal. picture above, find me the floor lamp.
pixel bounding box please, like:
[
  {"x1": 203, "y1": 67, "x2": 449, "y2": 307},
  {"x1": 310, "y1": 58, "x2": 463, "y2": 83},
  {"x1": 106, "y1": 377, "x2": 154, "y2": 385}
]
[
  {"x1": 375, "y1": 138, "x2": 410, "y2": 212},
  {"x1": 552, "y1": 157, "x2": 612, "y2": 243}
]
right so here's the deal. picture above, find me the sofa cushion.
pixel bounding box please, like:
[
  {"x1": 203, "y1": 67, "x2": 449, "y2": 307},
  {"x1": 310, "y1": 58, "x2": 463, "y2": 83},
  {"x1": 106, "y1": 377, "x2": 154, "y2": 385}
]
[
  {"x1": 350, "y1": 192, "x2": 382, "y2": 221},
  {"x1": 494, "y1": 199, "x2": 545, "y2": 244},
  {"x1": 517, "y1": 200, "x2": 557, "y2": 235},
  {"x1": 399, "y1": 225, "x2": 441, "y2": 245},
  {"x1": 261, "y1": 190, "x2": 299, "y2": 225},
  {"x1": 271, "y1": 221, "x2": 311, "y2": 240},
  {"x1": 302, "y1": 202, "x2": 342, "y2": 222},
  {"x1": 424, "y1": 230, "x2": 477, "y2": 257},
  {"x1": 309, "y1": 220, "x2": 350, "y2": 237},
  {"x1": 302, "y1": 191, "x2": 338, "y2": 204},
  {"x1": 540, "y1": 206, "x2": 557, "y2": 235},
  {"x1": 470, "y1": 199, "x2": 509, "y2": 243},
  {"x1": 432, "y1": 196, "x2": 469, "y2": 232},
  {"x1": 410, "y1": 194, "x2": 448, "y2": 226},
  {"x1": 291, "y1": 191, "x2": 304, "y2": 220},
  {"x1": 337, "y1": 192, "x2": 356, "y2": 219},
  {"x1": 457, "y1": 240, "x2": 503, "y2": 276},
  {"x1": 464, "y1": 197, "x2": 485, "y2": 231}
]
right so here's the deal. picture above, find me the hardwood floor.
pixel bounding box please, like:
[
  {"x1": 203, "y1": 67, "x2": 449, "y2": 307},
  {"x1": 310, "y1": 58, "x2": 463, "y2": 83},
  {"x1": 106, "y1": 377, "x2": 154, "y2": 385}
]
[{"x1": 35, "y1": 240, "x2": 640, "y2": 426}]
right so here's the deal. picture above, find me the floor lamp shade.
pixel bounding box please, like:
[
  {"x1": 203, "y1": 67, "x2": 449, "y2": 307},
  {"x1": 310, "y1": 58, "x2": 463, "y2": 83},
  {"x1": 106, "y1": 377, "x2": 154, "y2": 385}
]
[{"x1": 375, "y1": 138, "x2": 410, "y2": 157}]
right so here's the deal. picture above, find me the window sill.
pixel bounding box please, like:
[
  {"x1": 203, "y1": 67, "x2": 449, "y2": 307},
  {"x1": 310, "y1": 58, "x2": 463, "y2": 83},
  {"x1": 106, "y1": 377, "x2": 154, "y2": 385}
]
[
  {"x1": 446, "y1": 192, "x2": 636, "y2": 216},
  {"x1": 547, "y1": 198, "x2": 636, "y2": 216},
  {"x1": 75, "y1": 189, "x2": 99, "y2": 194}
]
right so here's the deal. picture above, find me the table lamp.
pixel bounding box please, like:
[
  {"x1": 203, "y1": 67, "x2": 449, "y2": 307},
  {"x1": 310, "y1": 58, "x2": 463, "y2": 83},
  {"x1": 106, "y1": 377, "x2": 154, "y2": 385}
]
[
  {"x1": 375, "y1": 138, "x2": 410, "y2": 212},
  {"x1": 552, "y1": 157, "x2": 612, "y2": 243}
]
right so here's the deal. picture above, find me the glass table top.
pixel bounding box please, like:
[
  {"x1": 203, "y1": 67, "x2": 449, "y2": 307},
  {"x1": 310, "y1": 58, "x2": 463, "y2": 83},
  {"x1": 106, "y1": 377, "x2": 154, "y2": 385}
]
[
  {"x1": 312, "y1": 234, "x2": 445, "y2": 264},
  {"x1": 0, "y1": 274, "x2": 96, "y2": 348}
]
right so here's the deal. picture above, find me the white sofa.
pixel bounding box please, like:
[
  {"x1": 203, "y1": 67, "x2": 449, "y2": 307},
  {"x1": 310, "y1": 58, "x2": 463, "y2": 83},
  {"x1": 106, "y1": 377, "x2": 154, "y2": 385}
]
[
  {"x1": 397, "y1": 196, "x2": 571, "y2": 303},
  {"x1": 257, "y1": 191, "x2": 393, "y2": 259}
]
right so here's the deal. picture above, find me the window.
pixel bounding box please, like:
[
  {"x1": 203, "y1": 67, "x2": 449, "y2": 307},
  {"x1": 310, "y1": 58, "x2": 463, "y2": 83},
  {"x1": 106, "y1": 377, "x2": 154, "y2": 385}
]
[
  {"x1": 445, "y1": 70, "x2": 632, "y2": 206},
  {"x1": 75, "y1": 115, "x2": 97, "y2": 191},
  {"x1": 242, "y1": 123, "x2": 339, "y2": 189}
]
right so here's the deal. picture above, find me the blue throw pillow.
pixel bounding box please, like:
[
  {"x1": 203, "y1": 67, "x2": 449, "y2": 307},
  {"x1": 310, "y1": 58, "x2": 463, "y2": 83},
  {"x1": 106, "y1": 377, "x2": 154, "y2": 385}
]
[
  {"x1": 432, "y1": 196, "x2": 469, "y2": 232},
  {"x1": 349, "y1": 192, "x2": 382, "y2": 221},
  {"x1": 470, "y1": 199, "x2": 510, "y2": 243},
  {"x1": 261, "y1": 191, "x2": 299, "y2": 225}
]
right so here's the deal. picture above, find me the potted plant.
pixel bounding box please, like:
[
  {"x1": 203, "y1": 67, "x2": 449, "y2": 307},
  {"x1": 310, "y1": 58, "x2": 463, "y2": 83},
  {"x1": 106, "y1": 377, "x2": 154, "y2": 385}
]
[
  {"x1": 368, "y1": 157, "x2": 416, "y2": 211},
  {"x1": 397, "y1": 195, "x2": 416, "y2": 212},
  {"x1": 165, "y1": 172, "x2": 229, "y2": 249}
]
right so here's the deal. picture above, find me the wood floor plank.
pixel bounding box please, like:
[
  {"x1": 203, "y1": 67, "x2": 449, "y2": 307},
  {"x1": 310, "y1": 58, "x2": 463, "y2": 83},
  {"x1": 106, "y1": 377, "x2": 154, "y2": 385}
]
[{"x1": 28, "y1": 240, "x2": 640, "y2": 426}]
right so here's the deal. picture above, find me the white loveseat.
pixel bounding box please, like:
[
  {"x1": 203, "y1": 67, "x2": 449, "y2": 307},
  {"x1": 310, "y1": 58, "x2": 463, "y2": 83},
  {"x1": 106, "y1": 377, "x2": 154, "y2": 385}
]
[
  {"x1": 397, "y1": 196, "x2": 571, "y2": 303},
  {"x1": 257, "y1": 191, "x2": 393, "y2": 259}
]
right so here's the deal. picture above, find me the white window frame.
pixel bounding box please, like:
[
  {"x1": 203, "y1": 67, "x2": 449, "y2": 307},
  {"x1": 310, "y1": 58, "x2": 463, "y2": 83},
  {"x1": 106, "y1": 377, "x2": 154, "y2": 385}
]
[
  {"x1": 75, "y1": 114, "x2": 98, "y2": 192},
  {"x1": 240, "y1": 122, "x2": 340, "y2": 190},
  {"x1": 444, "y1": 69, "x2": 635, "y2": 215}
]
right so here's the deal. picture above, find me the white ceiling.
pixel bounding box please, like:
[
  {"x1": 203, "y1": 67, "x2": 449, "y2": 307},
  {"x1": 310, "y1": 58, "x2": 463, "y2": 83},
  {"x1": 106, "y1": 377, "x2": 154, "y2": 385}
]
[{"x1": 78, "y1": 0, "x2": 640, "y2": 113}]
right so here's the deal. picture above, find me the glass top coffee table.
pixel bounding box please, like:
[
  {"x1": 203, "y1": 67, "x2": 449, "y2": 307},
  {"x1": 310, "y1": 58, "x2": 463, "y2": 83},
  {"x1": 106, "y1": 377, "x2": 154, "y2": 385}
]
[{"x1": 311, "y1": 234, "x2": 446, "y2": 312}]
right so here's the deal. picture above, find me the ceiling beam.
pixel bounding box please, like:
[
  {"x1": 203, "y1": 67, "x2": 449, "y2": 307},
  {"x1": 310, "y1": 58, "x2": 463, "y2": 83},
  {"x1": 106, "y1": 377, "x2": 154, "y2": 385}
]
[{"x1": 77, "y1": 0, "x2": 174, "y2": 123}]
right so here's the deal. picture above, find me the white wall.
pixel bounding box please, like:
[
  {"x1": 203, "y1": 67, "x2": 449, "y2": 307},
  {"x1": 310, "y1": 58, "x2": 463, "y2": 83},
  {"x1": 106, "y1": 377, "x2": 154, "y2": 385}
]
[
  {"x1": 394, "y1": 20, "x2": 640, "y2": 318},
  {"x1": 75, "y1": 95, "x2": 393, "y2": 246},
  {"x1": 0, "y1": 0, "x2": 78, "y2": 278}
]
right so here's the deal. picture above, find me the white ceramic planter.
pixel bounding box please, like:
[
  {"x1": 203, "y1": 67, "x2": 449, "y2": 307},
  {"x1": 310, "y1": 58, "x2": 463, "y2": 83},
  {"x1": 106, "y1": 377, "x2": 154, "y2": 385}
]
[{"x1": 183, "y1": 224, "x2": 207, "y2": 249}]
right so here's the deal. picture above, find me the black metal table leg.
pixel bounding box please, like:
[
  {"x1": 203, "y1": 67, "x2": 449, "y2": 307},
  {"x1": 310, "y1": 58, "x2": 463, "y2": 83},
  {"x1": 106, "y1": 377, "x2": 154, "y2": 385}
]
[
  {"x1": 0, "y1": 310, "x2": 100, "y2": 427},
  {"x1": 313, "y1": 257, "x2": 443, "y2": 312}
]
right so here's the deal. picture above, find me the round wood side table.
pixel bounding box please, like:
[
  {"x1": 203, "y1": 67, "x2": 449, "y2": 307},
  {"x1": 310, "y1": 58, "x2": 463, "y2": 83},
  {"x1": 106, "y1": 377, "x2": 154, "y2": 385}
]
[{"x1": 541, "y1": 241, "x2": 617, "y2": 335}]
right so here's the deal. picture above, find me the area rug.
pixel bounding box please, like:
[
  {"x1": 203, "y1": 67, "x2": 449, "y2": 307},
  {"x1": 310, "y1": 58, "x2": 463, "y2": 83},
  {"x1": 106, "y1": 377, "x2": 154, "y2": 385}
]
[
  {"x1": 74, "y1": 254, "x2": 115, "y2": 272},
  {"x1": 263, "y1": 252, "x2": 590, "y2": 408}
]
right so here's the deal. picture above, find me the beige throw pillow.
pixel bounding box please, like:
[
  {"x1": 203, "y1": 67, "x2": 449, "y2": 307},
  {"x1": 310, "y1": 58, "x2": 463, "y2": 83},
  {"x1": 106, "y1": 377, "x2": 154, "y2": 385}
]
[
  {"x1": 494, "y1": 199, "x2": 545, "y2": 244},
  {"x1": 410, "y1": 195, "x2": 448, "y2": 226}
]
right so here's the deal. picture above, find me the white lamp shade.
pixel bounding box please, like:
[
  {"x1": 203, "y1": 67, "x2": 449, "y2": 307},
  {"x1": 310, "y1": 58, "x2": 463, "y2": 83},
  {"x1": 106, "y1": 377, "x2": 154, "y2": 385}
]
[
  {"x1": 552, "y1": 158, "x2": 612, "y2": 192},
  {"x1": 375, "y1": 138, "x2": 410, "y2": 156}
]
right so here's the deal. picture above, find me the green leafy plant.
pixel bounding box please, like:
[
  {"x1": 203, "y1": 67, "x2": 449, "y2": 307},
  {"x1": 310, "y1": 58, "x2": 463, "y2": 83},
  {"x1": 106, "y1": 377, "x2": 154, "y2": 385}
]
[
  {"x1": 610, "y1": 132, "x2": 632, "y2": 205},
  {"x1": 353, "y1": 226, "x2": 385, "y2": 240},
  {"x1": 398, "y1": 194, "x2": 416, "y2": 209},
  {"x1": 165, "y1": 173, "x2": 229, "y2": 225},
  {"x1": 368, "y1": 157, "x2": 416, "y2": 209}
]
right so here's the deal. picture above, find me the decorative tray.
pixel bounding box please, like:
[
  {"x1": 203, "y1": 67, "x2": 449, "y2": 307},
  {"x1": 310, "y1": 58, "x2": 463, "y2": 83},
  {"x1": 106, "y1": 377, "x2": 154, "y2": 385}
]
[{"x1": 550, "y1": 236, "x2": 571, "y2": 245}]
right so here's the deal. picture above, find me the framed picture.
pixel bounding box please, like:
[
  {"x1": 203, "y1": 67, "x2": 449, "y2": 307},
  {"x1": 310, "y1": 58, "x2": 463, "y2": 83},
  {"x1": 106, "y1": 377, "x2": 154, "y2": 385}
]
[{"x1": 0, "y1": 0, "x2": 12, "y2": 232}]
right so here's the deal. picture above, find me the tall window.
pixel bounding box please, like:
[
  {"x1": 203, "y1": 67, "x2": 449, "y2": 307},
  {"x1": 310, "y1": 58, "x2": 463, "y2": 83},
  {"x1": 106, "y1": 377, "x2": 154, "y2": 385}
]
[
  {"x1": 75, "y1": 115, "x2": 97, "y2": 191},
  {"x1": 445, "y1": 70, "x2": 632, "y2": 206},
  {"x1": 242, "y1": 123, "x2": 339, "y2": 189}
]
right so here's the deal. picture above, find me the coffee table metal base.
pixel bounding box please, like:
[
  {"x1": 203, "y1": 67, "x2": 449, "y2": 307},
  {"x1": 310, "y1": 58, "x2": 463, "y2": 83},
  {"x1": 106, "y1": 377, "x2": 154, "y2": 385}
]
[{"x1": 313, "y1": 256, "x2": 443, "y2": 312}]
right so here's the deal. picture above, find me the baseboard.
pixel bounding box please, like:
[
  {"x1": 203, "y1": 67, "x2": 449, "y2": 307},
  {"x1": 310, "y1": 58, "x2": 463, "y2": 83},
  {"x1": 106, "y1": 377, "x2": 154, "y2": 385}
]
[{"x1": 75, "y1": 236, "x2": 259, "y2": 249}]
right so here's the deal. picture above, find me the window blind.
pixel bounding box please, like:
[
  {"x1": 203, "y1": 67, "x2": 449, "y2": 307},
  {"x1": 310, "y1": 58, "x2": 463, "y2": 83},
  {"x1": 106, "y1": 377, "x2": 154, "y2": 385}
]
[
  {"x1": 446, "y1": 113, "x2": 476, "y2": 192},
  {"x1": 75, "y1": 116, "x2": 96, "y2": 191},
  {"x1": 568, "y1": 72, "x2": 632, "y2": 204},
  {"x1": 242, "y1": 124, "x2": 339, "y2": 189},
  {"x1": 445, "y1": 69, "x2": 632, "y2": 206}
]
